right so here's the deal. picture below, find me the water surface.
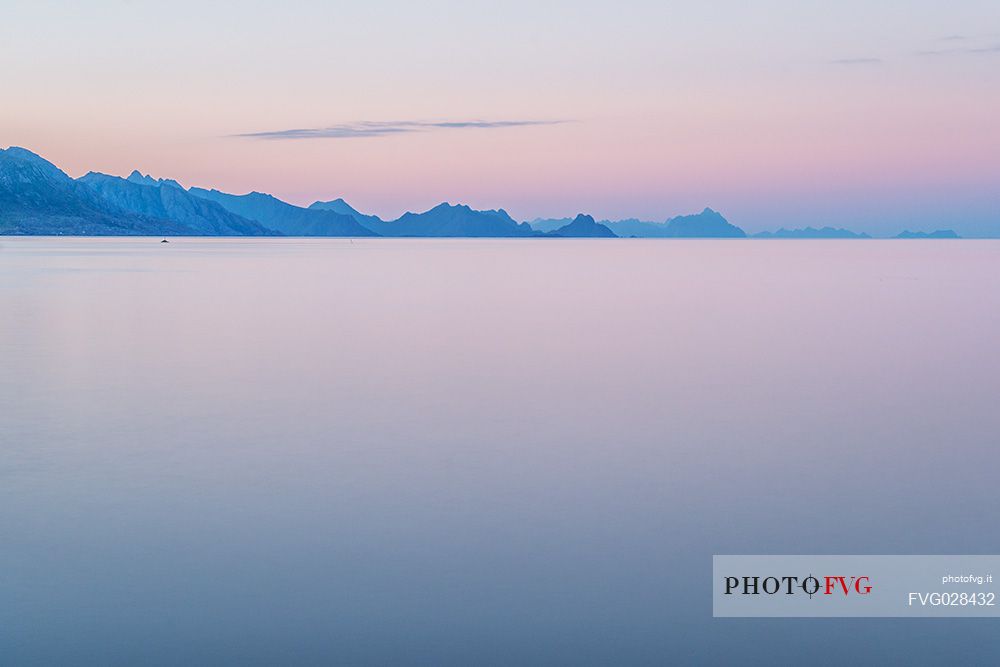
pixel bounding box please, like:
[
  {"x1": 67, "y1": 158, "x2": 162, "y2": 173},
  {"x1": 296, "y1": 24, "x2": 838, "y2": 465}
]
[{"x1": 2, "y1": 237, "x2": 999, "y2": 664}]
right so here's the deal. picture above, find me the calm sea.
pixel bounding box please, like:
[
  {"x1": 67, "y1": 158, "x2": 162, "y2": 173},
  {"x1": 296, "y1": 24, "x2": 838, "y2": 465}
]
[{"x1": 2, "y1": 237, "x2": 999, "y2": 664}]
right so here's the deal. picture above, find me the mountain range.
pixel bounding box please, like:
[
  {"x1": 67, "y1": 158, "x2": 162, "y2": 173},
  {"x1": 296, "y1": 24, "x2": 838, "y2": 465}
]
[
  {"x1": 79, "y1": 172, "x2": 276, "y2": 236},
  {"x1": 358, "y1": 203, "x2": 536, "y2": 237},
  {"x1": 896, "y1": 230, "x2": 960, "y2": 239},
  {"x1": 532, "y1": 208, "x2": 746, "y2": 238},
  {"x1": 0, "y1": 147, "x2": 967, "y2": 239},
  {"x1": 549, "y1": 214, "x2": 617, "y2": 237},
  {"x1": 309, "y1": 198, "x2": 384, "y2": 229},
  {"x1": 187, "y1": 188, "x2": 375, "y2": 236},
  {"x1": 0, "y1": 147, "x2": 192, "y2": 235},
  {"x1": 753, "y1": 226, "x2": 871, "y2": 239}
]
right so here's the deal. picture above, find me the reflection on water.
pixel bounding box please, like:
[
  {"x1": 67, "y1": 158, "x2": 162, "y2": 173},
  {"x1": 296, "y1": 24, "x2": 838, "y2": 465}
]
[{"x1": 2, "y1": 237, "x2": 999, "y2": 665}]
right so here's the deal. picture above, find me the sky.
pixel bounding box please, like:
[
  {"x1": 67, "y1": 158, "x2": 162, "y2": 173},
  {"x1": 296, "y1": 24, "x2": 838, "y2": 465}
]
[{"x1": 2, "y1": 0, "x2": 999, "y2": 234}]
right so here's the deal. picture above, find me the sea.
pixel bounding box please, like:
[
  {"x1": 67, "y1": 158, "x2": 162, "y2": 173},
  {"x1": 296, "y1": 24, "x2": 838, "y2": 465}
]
[{"x1": 2, "y1": 237, "x2": 999, "y2": 664}]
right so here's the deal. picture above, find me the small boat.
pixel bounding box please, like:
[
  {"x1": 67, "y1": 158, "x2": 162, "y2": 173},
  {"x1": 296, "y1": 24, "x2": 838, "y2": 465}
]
[{"x1": 160, "y1": 239, "x2": 169, "y2": 243}]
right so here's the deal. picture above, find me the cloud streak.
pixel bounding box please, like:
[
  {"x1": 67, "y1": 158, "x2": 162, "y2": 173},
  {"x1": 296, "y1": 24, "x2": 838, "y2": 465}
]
[
  {"x1": 235, "y1": 119, "x2": 570, "y2": 140},
  {"x1": 918, "y1": 34, "x2": 1000, "y2": 56},
  {"x1": 918, "y1": 45, "x2": 1000, "y2": 56}
]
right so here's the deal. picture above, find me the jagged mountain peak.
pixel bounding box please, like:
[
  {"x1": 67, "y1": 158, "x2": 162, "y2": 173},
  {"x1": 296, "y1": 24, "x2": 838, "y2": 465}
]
[
  {"x1": 550, "y1": 213, "x2": 616, "y2": 237},
  {"x1": 2, "y1": 146, "x2": 49, "y2": 162},
  {"x1": 1, "y1": 146, "x2": 69, "y2": 182},
  {"x1": 125, "y1": 170, "x2": 184, "y2": 190}
]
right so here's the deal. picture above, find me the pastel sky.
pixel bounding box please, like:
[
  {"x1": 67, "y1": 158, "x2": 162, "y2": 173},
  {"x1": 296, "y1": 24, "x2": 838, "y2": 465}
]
[{"x1": 3, "y1": 0, "x2": 999, "y2": 234}]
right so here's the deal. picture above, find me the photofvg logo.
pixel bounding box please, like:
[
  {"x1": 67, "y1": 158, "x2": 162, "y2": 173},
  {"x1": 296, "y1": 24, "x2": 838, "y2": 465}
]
[
  {"x1": 713, "y1": 555, "x2": 1000, "y2": 617},
  {"x1": 724, "y1": 575, "x2": 872, "y2": 598}
]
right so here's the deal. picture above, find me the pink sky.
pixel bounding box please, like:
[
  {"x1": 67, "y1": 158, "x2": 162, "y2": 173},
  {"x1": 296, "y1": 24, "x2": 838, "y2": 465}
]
[{"x1": 3, "y1": 0, "x2": 998, "y2": 234}]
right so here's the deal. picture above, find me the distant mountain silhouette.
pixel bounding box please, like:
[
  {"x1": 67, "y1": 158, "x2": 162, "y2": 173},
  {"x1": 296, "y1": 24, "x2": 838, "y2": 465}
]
[
  {"x1": 374, "y1": 203, "x2": 536, "y2": 237},
  {"x1": 78, "y1": 172, "x2": 275, "y2": 236},
  {"x1": 754, "y1": 226, "x2": 870, "y2": 239},
  {"x1": 602, "y1": 219, "x2": 667, "y2": 237},
  {"x1": 532, "y1": 217, "x2": 661, "y2": 236},
  {"x1": 550, "y1": 214, "x2": 617, "y2": 237},
  {"x1": 0, "y1": 147, "x2": 192, "y2": 235},
  {"x1": 528, "y1": 217, "x2": 575, "y2": 233},
  {"x1": 661, "y1": 208, "x2": 745, "y2": 237},
  {"x1": 896, "y1": 229, "x2": 960, "y2": 239},
  {"x1": 308, "y1": 198, "x2": 384, "y2": 228},
  {"x1": 189, "y1": 189, "x2": 377, "y2": 236},
  {"x1": 127, "y1": 170, "x2": 183, "y2": 190},
  {"x1": 591, "y1": 210, "x2": 746, "y2": 237},
  {"x1": 7, "y1": 146, "x2": 977, "y2": 240}
]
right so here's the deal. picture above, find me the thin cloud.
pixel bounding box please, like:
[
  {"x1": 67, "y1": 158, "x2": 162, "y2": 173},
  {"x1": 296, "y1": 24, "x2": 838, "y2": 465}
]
[
  {"x1": 918, "y1": 34, "x2": 1000, "y2": 56},
  {"x1": 829, "y1": 57, "x2": 882, "y2": 65},
  {"x1": 235, "y1": 119, "x2": 570, "y2": 140},
  {"x1": 918, "y1": 45, "x2": 1000, "y2": 56}
]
